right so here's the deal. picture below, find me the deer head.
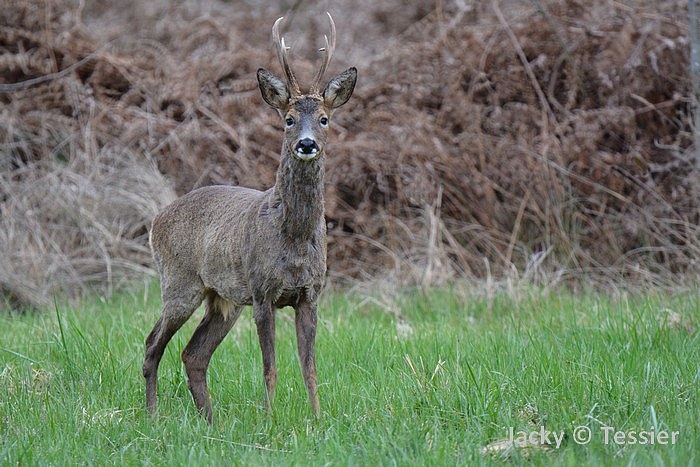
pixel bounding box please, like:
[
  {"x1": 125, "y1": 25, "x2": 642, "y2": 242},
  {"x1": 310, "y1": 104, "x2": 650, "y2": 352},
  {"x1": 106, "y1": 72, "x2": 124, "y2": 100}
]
[{"x1": 257, "y1": 13, "x2": 357, "y2": 161}]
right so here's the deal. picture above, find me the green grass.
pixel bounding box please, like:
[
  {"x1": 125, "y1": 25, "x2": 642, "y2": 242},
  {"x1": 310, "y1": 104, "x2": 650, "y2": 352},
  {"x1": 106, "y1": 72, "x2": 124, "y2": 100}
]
[{"x1": 1, "y1": 284, "x2": 698, "y2": 465}]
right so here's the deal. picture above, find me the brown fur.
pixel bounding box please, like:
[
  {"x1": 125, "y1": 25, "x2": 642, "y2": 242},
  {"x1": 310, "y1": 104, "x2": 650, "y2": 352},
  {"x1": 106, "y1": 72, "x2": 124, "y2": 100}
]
[{"x1": 142, "y1": 16, "x2": 356, "y2": 423}]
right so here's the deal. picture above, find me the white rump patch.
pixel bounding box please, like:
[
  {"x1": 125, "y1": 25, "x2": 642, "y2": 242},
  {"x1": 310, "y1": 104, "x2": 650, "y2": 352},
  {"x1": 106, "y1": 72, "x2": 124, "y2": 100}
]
[{"x1": 212, "y1": 295, "x2": 241, "y2": 321}]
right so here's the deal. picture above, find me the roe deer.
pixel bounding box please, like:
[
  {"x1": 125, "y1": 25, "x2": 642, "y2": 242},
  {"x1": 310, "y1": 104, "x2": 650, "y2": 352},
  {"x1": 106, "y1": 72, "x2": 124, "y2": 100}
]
[{"x1": 142, "y1": 13, "x2": 356, "y2": 423}]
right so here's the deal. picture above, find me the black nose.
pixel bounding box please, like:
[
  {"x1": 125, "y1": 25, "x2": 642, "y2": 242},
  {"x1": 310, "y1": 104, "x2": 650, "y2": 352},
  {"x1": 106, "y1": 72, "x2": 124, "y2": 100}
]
[{"x1": 295, "y1": 138, "x2": 319, "y2": 155}]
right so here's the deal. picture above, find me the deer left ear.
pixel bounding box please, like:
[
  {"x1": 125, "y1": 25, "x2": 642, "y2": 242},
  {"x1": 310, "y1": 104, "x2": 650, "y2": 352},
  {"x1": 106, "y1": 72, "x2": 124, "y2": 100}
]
[
  {"x1": 257, "y1": 68, "x2": 290, "y2": 111},
  {"x1": 323, "y1": 67, "x2": 357, "y2": 109}
]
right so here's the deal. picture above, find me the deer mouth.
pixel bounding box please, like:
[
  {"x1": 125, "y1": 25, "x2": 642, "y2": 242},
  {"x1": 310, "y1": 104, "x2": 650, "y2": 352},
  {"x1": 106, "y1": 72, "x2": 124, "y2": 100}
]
[{"x1": 295, "y1": 149, "x2": 319, "y2": 161}]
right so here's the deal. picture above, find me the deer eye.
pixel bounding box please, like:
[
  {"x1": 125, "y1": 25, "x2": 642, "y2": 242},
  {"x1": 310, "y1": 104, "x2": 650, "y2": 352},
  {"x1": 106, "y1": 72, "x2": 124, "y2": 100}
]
[
  {"x1": 285, "y1": 117, "x2": 295, "y2": 127},
  {"x1": 319, "y1": 116, "x2": 329, "y2": 127}
]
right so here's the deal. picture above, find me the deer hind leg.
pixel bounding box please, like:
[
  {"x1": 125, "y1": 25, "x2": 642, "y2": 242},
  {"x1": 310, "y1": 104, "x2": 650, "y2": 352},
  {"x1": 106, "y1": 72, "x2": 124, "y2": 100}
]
[
  {"x1": 253, "y1": 299, "x2": 277, "y2": 413},
  {"x1": 143, "y1": 283, "x2": 204, "y2": 415},
  {"x1": 181, "y1": 293, "x2": 242, "y2": 424},
  {"x1": 295, "y1": 299, "x2": 320, "y2": 416}
]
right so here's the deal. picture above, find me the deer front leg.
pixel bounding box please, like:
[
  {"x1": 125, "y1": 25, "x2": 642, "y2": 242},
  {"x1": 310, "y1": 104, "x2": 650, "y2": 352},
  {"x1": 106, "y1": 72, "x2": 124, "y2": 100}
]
[
  {"x1": 295, "y1": 299, "x2": 320, "y2": 416},
  {"x1": 253, "y1": 299, "x2": 277, "y2": 413}
]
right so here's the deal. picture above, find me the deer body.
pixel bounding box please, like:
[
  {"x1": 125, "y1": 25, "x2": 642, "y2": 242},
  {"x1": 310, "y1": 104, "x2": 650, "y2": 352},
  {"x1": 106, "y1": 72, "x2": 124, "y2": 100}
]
[{"x1": 142, "y1": 14, "x2": 356, "y2": 423}]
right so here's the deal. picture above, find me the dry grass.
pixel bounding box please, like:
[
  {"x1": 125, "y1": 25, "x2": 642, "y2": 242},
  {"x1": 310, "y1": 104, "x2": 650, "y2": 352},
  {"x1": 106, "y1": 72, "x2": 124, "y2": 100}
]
[
  {"x1": 0, "y1": 134, "x2": 174, "y2": 308},
  {"x1": 1, "y1": 0, "x2": 698, "y2": 308}
]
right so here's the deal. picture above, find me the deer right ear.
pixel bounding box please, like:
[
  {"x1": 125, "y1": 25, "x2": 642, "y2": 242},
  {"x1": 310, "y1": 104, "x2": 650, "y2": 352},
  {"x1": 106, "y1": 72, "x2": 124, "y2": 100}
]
[
  {"x1": 257, "y1": 68, "x2": 290, "y2": 110},
  {"x1": 323, "y1": 67, "x2": 357, "y2": 109}
]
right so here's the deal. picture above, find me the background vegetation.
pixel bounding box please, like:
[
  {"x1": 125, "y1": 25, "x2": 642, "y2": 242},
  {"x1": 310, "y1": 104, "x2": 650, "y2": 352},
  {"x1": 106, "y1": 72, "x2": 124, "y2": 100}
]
[{"x1": 1, "y1": 0, "x2": 698, "y2": 309}]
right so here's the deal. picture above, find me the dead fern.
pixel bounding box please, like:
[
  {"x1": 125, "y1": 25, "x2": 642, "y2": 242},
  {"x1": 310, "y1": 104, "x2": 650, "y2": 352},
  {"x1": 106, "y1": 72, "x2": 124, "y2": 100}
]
[{"x1": 0, "y1": 0, "x2": 697, "y2": 309}]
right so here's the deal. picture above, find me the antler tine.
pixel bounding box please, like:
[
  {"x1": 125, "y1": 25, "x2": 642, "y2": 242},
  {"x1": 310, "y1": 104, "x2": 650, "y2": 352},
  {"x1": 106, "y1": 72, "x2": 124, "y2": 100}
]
[
  {"x1": 272, "y1": 17, "x2": 301, "y2": 96},
  {"x1": 310, "y1": 12, "x2": 336, "y2": 94}
]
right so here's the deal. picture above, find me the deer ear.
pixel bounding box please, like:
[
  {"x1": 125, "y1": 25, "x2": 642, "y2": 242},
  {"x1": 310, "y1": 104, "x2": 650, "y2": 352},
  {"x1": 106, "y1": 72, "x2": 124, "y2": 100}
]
[
  {"x1": 257, "y1": 68, "x2": 290, "y2": 110},
  {"x1": 323, "y1": 67, "x2": 357, "y2": 109}
]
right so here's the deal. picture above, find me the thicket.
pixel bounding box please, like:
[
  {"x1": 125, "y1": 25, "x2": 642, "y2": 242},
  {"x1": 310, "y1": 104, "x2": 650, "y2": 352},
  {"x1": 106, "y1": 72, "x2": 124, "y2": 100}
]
[{"x1": 1, "y1": 0, "x2": 697, "y2": 308}]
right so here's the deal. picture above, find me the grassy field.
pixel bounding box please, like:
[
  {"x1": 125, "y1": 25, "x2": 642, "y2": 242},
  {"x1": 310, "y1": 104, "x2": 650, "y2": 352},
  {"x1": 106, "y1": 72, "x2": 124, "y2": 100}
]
[{"x1": 1, "y1": 284, "x2": 698, "y2": 465}]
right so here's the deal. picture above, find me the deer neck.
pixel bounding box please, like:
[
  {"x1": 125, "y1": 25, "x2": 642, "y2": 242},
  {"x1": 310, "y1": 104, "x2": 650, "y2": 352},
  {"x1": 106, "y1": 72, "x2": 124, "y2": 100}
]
[{"x1": 272, "y1": 151, "x2": 325, "y2": 240}]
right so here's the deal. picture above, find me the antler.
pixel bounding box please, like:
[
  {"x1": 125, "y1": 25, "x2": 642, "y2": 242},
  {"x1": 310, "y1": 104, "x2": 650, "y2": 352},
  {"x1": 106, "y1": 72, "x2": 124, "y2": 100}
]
[
  {"x1": 309, "y1": 12, "x2": 336, "y2": 94},
  {"x1": 272, "y1": 17, "x2": 301, "y2": 96}
]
